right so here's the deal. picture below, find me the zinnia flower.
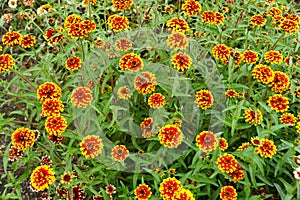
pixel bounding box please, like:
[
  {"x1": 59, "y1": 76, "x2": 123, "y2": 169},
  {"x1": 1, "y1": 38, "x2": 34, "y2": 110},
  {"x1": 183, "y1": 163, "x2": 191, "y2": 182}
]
[
  {"x1": 8, "y1": 146, "x2": 24, "y2": 161},
  {"x1": 134, "y1": 184, "x2": 152, "y2": 200},
  {"x1": 44, "y1": 27, "x2": 65, "y2": 46},
  {"x1": 66, "y1": 56, "x2": 82, "y2": 71},
  {"x1": 166, "y1": 17, "x2": 190, "y2": 33},
  {"x1": 117, "y1": 86, "x2": 132, "y2": 100},
  {"x1": 171, "y1": 52, "x2": 192, "y2": 72},
  {"x1": 268, "y1": 71, "x2": 290, "y2": 93},
  {"x1": 255, "y1": 138, "x2": 277, "y2": 158},
  {"x1": 250, "y1": 14, "x2": 266, "y2": 26},
  {"x1": 158, "y1": 125, "x2": 183, "y2": 148},
  {"x1": 201, "y1": 11, "x2": 216, "y2": 24},
  {"x1": 41, "y1": 99, "x2": 64, "y2": 117},
  {"x1": 173, "y1": 188, "x2": 195, "y2": 200},
  {"x1": 264, "y1": 50, "x2": 283, "y2": 64},
  {"x1": 30, "y1": 165, "x2": 56, "y2": 191},
  {"x1": 159, "y1": 177, "x2": 182, "y2": 200},
  {"x1": 134, "y1": 71, "x2": 157, "y2": 95},
  {"x1": 194, "y1": 89, "x2": 214, "y2": 110},
  {"x1": 111, "y1": 145, "x2": 129, "y2": 162},
  {"x1": 280, "y1": 113, "x2": 297, "y2": 125},
  {"x1": 195, "y1": 131, "x2": 218, "y2": 152},
  {"x1": 216, "y1": 153, "x2": 238, "y2": 173},
  {"x1": 112, "y1": 0, "x2": 132, "y2": 11},
  {"x1": 252, "y1": 64, "x2": 274, "y2": 84},
  {"x1": 80, "y1": 135, "x2": 104, "y2": 159},
  {"x1": 251, "y1": 136, "x2": 261, "y2": 146},
  {"x1": 107, "y1": 15, "x2": 129, "y2": 32},
  {"x1": 45, "y1": 115, "x2": 67, "y2": 136},
  {"x1": 228, "y1": 165, "x2": 244, "y2": 183},
  {"x1": 64, "y1": 14, "x2": 82, "y2": 31},
  {"x1": 238, "y1": 142, "x2": 251, "y2": 151},
  {"x1": 140, "y1": 117, "x2": 158, "y2": 138},
  {"x1": 243, "y1": 50, "x2": 258, "y2": 64},
  {"x1": 82, "y1": 0, "x2": 97, "y2": 6},
  {"x1": 0, "y1": 54, "x2": 14, "y2": 73},
  {"x1": 70, "y1": 87, "x2": 93, "y2": 108},
  {"x1": 20, "y1": 35, "x2": 36, "y2": 48},
  {"x1": 115, "y1": 38, "x2": 132, "y2": 51},
  {"x1": 220, "y1": 186, "x2": 237, "y2": 200},
  {"x1": 182, "y1": 0, "x2": 201, "y2": 16},
  {"x1": 268, "y1": 94, "x2": 289, "y2": 112},
  {"x1": 11, "y1": 127, "x2": 36, "y2": 151},
  {"x1": 215, "y1": 12, "x2": 225, "y2": 25},
  {"x1": 226, "y1": 89, "x2": 238, "y2": 98},
  {"x1": 2, "y1": 31, "x2": 22, "y2": 47},
  {"x1": 60, "y1": 171, "x2": 75, "y2": 184},
  {"x1": 119, "y1": 53, "x2": 144, "y2": 71},
  {"x1": 219, "y1": 137, "x2": 228, "y2": 151},
  {"x1": 37, "y1": 82, "x2": 62, "y2": 103},
  {"x1": 166, "y1": 32, "x2": 189, "y2": 51},
  {"x1": 80, "y1": 19, "x2": 96, "y2": 33},
  {"x1": 148, "y1": 93, "x2": 165, "y2": 108},
  {"x1": 279, "y1": 18, "x2": 299, "y2": 34},
  {"x1": 243, "y1": 108, "x2": 262, "y2": 126},
  {"x1": 212, "y1": 44, "x2": 230, "y2": 64},
  {"x1": 267, "y1": 7, "x2": 282, "y2": 18}
]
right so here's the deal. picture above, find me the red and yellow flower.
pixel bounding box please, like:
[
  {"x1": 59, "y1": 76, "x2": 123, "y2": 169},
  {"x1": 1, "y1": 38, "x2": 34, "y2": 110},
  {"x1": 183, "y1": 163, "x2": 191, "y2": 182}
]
[
  {"x1": 201, "y1": 11, "x2": 216, "y2": 24},
  {"x1": 82, "y1": 0, "x2": 97, "y2": 6},
  {"x1": 2, "y1": 31, "x2": 22, "y2": 47},
  {"x1": 268, "y1": 94, "x2": 289, "y2": 112},
  {"x1": 215, "y1": 12, "x2": 225, "y2": 25},
  {"x1": 80, "y1": 135, "x2": 104, "y2": 159},
  {"x1": 117, "y1": 86, "x2": 132, "y2": 100},
  {"x1": 112, "y1": 0, "x2": 132, "y2": 11},
  {"x1": 111, "y1": 145, "x2": 129, "y2": 162},
  {"x1": 255, "y1": 138, "x2": 277, "y2": 158},
  {"x1": 158, "y1": 125, "x2": 183, "y2": 148},
  {"x1": 134, "y1": 71, "x2": 157, "y2": 95},
  {"x1": 159, "y1": 177, "x2": 182, "y2": 200},
  {"x1": 66, "y1": 56, "x2": 82, "y2": 71},
  {"x1": 219, "y1": 137, "x2": 228, "y2": 151},
  {"x1": 166, "y1": 17, "x2": 190, "y2": 33},
  {"x1": 264, "y1": 50, "x2": 283, "y2": 64},
  {"x1": 243, "y1": 50, "x2": 258, "y2": 64},
  {"x1": 11, "y1": 127, "x2": 36, "y2": 151},
  {"x1": 269, "y1": 71, "x2": 290, "y2": 93},
  {"x1": 8, "y1": 146, "x2": 24, "y2": 162},
  {"x1": 280, "y1": 113, "x2": 297, "y2": 125},
  {"x1": 228, "y1": 165, "x2": 244, "y2": 183},
  {"x1": 226, "y1": 89, "x2": 238, "y2": 98},
  {"x1": 60, "y1": 171, "x2": 75, "y2": 184},
  {"x1": 251, "y1": 136, "x2": 261, "y2": 146},
  {"x1": 45, "y1": 115, "x2": 67, "y2": 136},
  {"x1": 37, "y1": 82, "x2": 62, "y2": 103},
  {"x1": 243, "y1": 108, "x2": 262, "y2": 126},
  {"x1": 195, "y1": 89, "x2": 214, "y2": 110},
  {"x1": 238, "y1": 142, "x2": 251, "y2": 151},
  {"x1": 167, "y1": 32, "x2": 189, "y2": 51},
  {"x1": 115, "y1": 38, "x2": 132, "y2": 51},
  {"x1": 140, "y1": 117, "x2": 158, "y2": 138},
  {"x1": 252, "y1": 64, "x2": 274, "y2": 84},
  {"x1": 30, "y1": 165, "x2": 55, "y2": 191},
  {"x1": 107, "y1": 15, "x2": 129, "y2": 32},
  {"x1": 195, "y1": 131, "x2": 218, "y2": 152},
  {"x1": 267, "y1": 7, "x2": 282, "y2": 18},
  {"x1": 44, "y1": 27, "x2": 65, "y2": 46},
  {"x1": 119, "y1": 53, "x2": 144, "y2": 71},
  {"x1": 182, "y1": 0, "x2": 201, "y2": 16},
  {"x1": 250, "y1": 14, "x2": 266, "y2": 26},
  {"x1": 0, "y1": 54, "x2": 14, "y2": 73},
  {"x1": 279, "y1": 18, "x2": 299, "y2": 34},
  {"x1": 171, "y1": 52, "x2": 192, "y2": 72},
  {"x1": 216, "y1": 153, "x2": 238, "y2": 173},
  {"x1": 41, "y1": 99, "x2": 64, "y2": 117},
  {"x1": 20, "y1": 35, "x2": 36, "y2": 48},
  {"x1": 134, "y1": 184, "x2": 152, "y2": 200},
  {"x1": 212, "y1": 44, "x2": 230, "y2": 64},
  {"x1": 148, "y1": 93, "x2": 165, "y2": 109},
  {"x1": 70, "y1": 87, "x2": 93, "y2": 108},
  {"x1": 220, "y1": 186, "x2": 237, "y2": 200},
  {"x1": 64, "y1": 14, "x2": 82, "y2": 31},
  {"x1": 173, "y1": 188, "x2": 195, "y2": 200}
]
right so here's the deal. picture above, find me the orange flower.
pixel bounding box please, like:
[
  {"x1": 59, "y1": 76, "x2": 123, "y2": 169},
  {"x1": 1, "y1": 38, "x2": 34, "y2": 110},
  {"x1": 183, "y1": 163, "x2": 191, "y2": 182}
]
[
  {"x1": 41, "y1": 99, "x2": 64, "y2": 117},
  {"x1": 216, "y1": 153, "x2": 238, "y2": 173},
  {"x1": 243, "y1": 108, "x2": 262, "y2": 126},
  {"x1": 195, "y1": 89, "x2": 214, "y2": 110},
  {"x1": 238, "y1": 142, "x2": 251, "y2": 151},
  {"x1": 228, "y1": 165, "x2": 244, "y2": 183},
  {"x1": 215, "y1": 12, "x2": 225, "y2": 25},
  {"x1": 268, "y1": 71, "x2": 290, "y2": 93},
  {"x1": 195, "y1": 131, "x2": 218, "y2": 152},
  {"x1": 37, "y1": 82, "x2": 62, "y2": 103},
  {"x1": 30, "y1": 165, "x2": 55, "y2": 191},
  {"x1": 250, "y1": 14, "x2": 266, "y2": 26},
  {"x1": 70, "y1": 87, "x2": 93, "y2": 108},
  {"x1": 167, "y1": 32, "x2": 189, "y2": 51},
  {"x1": 2, "y1": 31, "x2": 22, "y2": 47},
  {"x1": 80, "y1": 135, "x2": 104, "y2": 159},
  {"x1": 159, "y1": 177, "x2": 182, "y2": 200},
  {"x1": 140, "y1": 117, "x2": 158, "y2": 138},
  {"x1": 44, "y1": 27, "x2": 65, "y2": 46},
  {"x1": 279, "y1": 18, "x2": 299, "y2": 34},
  {"x1": 251, "y1": 136, "x2": 261, "y2": 146},
  {"x1": 219, "y1": 137, "x2": 228, "y2": 151},
  {"x1": 134, "y1": 71, "x2": 157, "y2": 95},
  {"x1": 201, "y1": 11, "x2": 215, "y2": 24},
  {"x1": 280, "y1": 113, "x2": 297, "y2": 125},
  {"x1": 171, "y1": 52, "x2": 192, "y2": 72},
  {"x1": 268, "y1": 94, "x2": 289, "y2": 112},
  {"x1": 256, "y1": 138, "x2": 277, "y2": 158},
  {"x1": 252, "y1": 64, "x2": 274, "y2": 84},
  {"x1": 20, "y1": 35, "x2": 36, "y2": 48},
  {"x1": 64, "y1": 14, "x2": 82, "y2": 31},
  {"x1": 267, "y1": 7, "x2": 282, "y2": 18},
  {"x1": 119, "y1": 53, "x2": 144, "y2": 71},
  {"x1": 66, "y1": 56, "x2": 82, "y2": 71},
  {"x1": 243, "y1": 50, "x2": 258, "y2": 64},
  {"x1": 220, "y1": 186, "x2": 237, "y2": 200},
  {"x1": 117, "y1": 86, "x2": 132, "y2": 100},
  {"x1": 111, "y1": 145, "x2": 129, "y2": 161},
  {"x1": 107, "y1": 15, "x2": 129, "y2": 32},
  {"x1": 115, "y1": 38, "x2": 132, "y2": 51},
  {"x1": 226, "y1": 89, "x2": 238, "y2": 98},
  {"x1": 212, "y1": 44, "x2": 230, "y2": 64},
  {"x1": 148, "y1": 93, "x2": 165, "y2": 108},
  {"x1": 68, "y1": 22, "x2": 87, "y2": 38},
  {"x1": 82, "y1": 0, "x2": 97, "y2": 6},
  {"x1": 45, "y1": 115, "x2": 67, "y2": 136},
  {"x1": 134, "y1": 184, "x2": 152, "y2": 200},
  {"x1": 264, "y1": 50, "x2": 283, "y2": 64},
  {"x1": 0, "y1": 54, "x2": 14, "y2": 73},
  {"x1": 166, "y1": 17, "x2": 190, "y2": 33},
  {"x1": 11, "y1": 127, "x2": 36, "y2": 151},
  {"x1": 158, "y1": 125, "x2": 183, "y2": 148},
  {"x1": 80, "y1": 19, "x2": 96, "y2": 33},
  {"x1": 182, "y1": 0, "x2": 201, "y2": 16},
  {"x1": 173, "y1": 188, "x2": 195, "y2": 200},
  {"x1": 112, "y1": 0, "x2": 132, "y2": 11}
]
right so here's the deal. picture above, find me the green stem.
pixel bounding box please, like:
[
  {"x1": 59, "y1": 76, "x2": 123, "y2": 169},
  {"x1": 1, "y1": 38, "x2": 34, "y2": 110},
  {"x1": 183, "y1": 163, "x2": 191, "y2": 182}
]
[{"x1": 11, "y1": 68, "x2": 37, "y2": 90}]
